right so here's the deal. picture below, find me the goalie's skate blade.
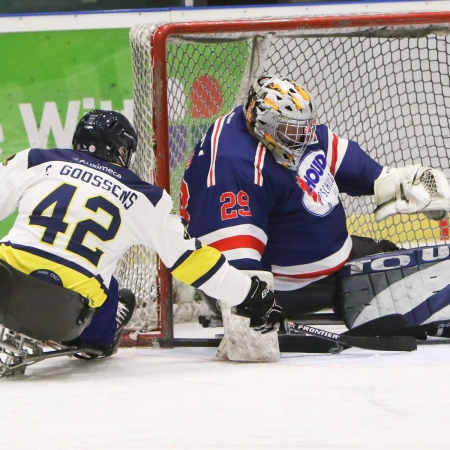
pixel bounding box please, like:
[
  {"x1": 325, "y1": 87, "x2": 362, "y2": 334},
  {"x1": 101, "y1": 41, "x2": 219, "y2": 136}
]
[{"x1": 343, "y1": 314, "x2": 409, "y2": 337}]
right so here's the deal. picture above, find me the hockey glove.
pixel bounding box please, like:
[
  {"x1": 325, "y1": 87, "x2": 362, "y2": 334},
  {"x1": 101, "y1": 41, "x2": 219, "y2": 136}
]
[
  {"x1": 374, "y1": 165, "x2": 450, "y2": 221},
  {"x1": 232, "y1": 276, "x2": 287, "y2": 334}
]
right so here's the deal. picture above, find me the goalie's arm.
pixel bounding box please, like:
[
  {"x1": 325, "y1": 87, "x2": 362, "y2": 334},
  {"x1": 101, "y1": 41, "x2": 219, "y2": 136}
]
[{"x1": 374, "y1": 165, "x2": 450, "y2": 221}]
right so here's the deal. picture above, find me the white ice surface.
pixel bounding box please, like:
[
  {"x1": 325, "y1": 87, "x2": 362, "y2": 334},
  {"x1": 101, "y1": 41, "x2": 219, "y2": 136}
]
[{"x1": 2, "y1": 323, "x2": 450, "y2": 450}]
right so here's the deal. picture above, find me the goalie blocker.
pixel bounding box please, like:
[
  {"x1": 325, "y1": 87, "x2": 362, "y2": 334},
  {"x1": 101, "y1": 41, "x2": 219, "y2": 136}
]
[{"x1": 337, "y1": 244, "x2": 450, "y2": 338}]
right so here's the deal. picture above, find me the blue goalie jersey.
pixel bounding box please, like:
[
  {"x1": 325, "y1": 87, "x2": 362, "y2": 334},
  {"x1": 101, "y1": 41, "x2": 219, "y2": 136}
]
[{"x1": 180, "y1": 106, "x2": 383, "y2": 292}]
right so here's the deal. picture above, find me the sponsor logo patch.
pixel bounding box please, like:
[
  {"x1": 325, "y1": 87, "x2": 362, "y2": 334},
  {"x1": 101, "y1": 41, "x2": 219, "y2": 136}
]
[{"x1": 296, "y1": 150, "x2": 339, "y2": 216}]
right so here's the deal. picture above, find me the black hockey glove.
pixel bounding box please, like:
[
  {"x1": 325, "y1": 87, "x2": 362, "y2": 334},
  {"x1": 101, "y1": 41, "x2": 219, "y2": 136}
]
[{"x1": 232, "y1": 276, "x2": 287, "y2": 334}]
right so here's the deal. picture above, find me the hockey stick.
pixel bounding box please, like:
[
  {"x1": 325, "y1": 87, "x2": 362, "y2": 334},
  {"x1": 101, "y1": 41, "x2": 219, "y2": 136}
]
[
  {"x1": 278, "y1": 334, "x2": 347, "y2": 353},
  {"x1": 170, "y1": 336, "x2": 347, "y2": 353},
  {"x1": 343, "y1": 314, "x2": 410, "y2": 337},
  {"x1": 289, "y1": 322, "x2": 417, "y2": 352},
  {"x1": 169, "y1": 315, "x2": 416, "y2": 353},
  {"x1": 170, "y1": 332, "x2": 414, "y2": 353},
  {"x1": 282, "y1": 314, "x2": 414, "y2": 352}
]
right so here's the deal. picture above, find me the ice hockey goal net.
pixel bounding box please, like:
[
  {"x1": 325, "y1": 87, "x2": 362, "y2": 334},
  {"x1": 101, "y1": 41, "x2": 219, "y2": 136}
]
[{"x1": 117, "y1": 11, "x2": 450, "y2": 346}]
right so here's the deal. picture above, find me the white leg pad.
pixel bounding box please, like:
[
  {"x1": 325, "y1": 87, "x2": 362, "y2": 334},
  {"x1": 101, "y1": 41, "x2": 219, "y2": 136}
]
[{"x1": 216, "y1": 270, "x2": 280, "y2": 362}]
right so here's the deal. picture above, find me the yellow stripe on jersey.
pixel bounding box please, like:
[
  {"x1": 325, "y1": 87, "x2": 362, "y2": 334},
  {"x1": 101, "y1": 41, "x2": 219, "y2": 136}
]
[
  {"x1": 171, "y1": 244, "x2": 222, "y2": 286},
  {"x1": 0, "y1": 245, "x2": 107, "y2": 308}
]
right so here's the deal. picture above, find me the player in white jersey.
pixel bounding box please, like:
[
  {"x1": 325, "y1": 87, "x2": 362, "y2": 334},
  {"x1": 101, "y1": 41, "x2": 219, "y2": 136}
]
[
  {"x1": 0, "y1": 110, "x2": 285, "y2": 356},
  {"x1": 181, "y1": 75, "x2": 450, "y2": 336}
]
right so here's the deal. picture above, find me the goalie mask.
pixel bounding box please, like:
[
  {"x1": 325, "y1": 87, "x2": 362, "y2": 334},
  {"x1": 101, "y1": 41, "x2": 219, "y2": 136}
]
[
  {"x1": 244, "y1": 75, "x2": 318, "y2": 170},
  {"x1": 72, "y1": 110, "x2": 137, "y2": 168}
]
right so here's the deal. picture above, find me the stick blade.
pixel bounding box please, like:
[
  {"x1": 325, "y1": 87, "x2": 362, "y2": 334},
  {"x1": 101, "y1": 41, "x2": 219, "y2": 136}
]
[
  {"x1": 344, "y1": 314, "x2": 409, "y2": 337},
  {"x1": 340, "y1": 334, "x2": 417, "y2": 352}
]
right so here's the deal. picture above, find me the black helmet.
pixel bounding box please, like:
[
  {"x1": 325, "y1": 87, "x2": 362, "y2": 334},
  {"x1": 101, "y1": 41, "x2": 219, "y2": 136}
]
[{"x1": 72, "y1": 110, "x2": 137, "y2": 168}]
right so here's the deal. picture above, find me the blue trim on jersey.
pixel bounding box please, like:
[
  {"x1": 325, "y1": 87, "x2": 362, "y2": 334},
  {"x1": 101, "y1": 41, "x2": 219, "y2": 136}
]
[
  {"x1": 190, "y1": 254, "x2": 227, "y2": 289},
  {"x1": 194, "y1": 238, "x2": 203, "y2": 250},
  {"x1": 27, "y1": 148, "x2": 163, "y2": 207},
  {"x1": 1, "y1": 241, "x2": 108, "y2": 295},
  {"x1": 167, "y1": 238, "x2": 203, "y2": 272}
]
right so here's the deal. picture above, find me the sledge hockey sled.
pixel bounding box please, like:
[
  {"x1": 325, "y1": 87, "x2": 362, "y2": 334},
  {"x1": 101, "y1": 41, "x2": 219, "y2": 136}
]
[{"x1": 0, "y1": 260, "x2": 100, "y2": 377}]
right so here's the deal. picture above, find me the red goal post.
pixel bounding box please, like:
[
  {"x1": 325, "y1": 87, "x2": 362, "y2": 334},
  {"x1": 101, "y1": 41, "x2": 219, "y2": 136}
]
[{"x1": 117, "y1": 11, "x2": 450, "y2": 346}]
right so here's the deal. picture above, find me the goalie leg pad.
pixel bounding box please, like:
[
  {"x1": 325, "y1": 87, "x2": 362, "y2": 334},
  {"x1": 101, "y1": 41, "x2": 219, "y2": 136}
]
[{"x1": 338, "y1": 245, "x2": 450, "y2": 333}]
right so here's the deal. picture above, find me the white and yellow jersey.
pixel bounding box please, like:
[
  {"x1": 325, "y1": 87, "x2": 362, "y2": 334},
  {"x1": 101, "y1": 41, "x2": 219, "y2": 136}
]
[{"x1": 0, "y1": 148, "x2": 251, "y2": 308}]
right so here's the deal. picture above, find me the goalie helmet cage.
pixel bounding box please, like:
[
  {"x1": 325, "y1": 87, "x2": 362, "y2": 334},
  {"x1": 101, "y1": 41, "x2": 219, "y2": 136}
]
[{"x1": 117, "y1": 11, "x2": 450, "y2": 347}]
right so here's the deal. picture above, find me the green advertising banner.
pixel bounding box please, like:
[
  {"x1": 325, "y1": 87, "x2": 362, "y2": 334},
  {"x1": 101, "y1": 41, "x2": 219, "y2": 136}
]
[
  {"x1": 0, "y1": 27, "x2": 250, "y2": 238},
  {"x1": 0, "y1": 28, "x2": 133, "y2": 238},
  {"x1": 0, "y1": 22, "x2": 251, "y2": 239}
]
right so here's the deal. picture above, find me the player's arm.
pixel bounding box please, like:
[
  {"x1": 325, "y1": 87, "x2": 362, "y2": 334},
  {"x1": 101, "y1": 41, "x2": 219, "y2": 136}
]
[
  {"x1": 0, "y1": 150, "x2": 30, "y2": 221},
  {"x1": 143, "y1": 190, "x2": 284, "y2": 333}
]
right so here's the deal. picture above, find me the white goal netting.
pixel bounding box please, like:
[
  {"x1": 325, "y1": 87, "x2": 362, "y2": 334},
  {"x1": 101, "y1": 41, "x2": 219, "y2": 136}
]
[{"x1": 117, "y1": 14, "x2": 450, "y2": 343}]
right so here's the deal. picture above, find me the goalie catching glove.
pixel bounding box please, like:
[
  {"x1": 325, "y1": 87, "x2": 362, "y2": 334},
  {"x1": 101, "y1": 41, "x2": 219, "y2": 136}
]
[
  {"x1": 374, "y1": 165, "x2": 450, "y2": 222},
  {"x1": 232, "y1": 276, "x2": 287, "y2": 334}
]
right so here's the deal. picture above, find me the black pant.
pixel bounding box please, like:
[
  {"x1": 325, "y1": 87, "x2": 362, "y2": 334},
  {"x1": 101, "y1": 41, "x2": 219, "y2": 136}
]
[{"x1": 275, "y1": 274, "x2": 338, "y2": 318}]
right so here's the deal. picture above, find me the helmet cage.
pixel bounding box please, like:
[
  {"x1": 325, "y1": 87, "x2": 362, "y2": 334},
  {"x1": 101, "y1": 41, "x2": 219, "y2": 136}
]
[
  {"x1": 244, "y1": 75, "x2": 318, "y2": 169},
  {"x1": 270, "y1": 115, "x2": 317, "y2": 155}
]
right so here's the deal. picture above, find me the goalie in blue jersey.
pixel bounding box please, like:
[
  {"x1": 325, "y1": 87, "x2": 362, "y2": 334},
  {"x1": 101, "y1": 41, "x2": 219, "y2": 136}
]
[{"x1": 181, "y1": 74, "x2": 450, "y2": 338}]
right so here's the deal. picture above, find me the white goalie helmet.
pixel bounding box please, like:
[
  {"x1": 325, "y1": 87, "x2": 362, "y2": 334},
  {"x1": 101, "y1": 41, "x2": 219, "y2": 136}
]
[{"x1": 243, "y1": 74, "x2": 318, "y2": 170}]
